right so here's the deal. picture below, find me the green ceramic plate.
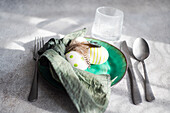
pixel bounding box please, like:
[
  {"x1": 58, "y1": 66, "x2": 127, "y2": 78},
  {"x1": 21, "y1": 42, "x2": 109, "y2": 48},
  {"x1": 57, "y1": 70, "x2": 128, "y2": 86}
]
[{"x1": 39, "y1": 38, "x2": 127, "y2": 89}]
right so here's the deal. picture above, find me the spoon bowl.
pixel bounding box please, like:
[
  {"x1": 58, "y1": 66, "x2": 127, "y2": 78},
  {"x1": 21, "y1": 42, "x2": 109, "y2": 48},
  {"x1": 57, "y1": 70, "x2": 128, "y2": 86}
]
[
  {"x1": 133, "y1": 37, "x2": 155, "y2": 102},
  {"x1": 133, "y1": 38, "x2": 150, "y2": 61}
]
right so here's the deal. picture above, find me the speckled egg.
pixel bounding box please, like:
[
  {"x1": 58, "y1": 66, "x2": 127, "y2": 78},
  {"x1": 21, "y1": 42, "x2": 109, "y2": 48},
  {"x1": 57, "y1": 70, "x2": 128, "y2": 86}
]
[{"x1": 66, "y1": 51, "x2": 88, "y2": 70}]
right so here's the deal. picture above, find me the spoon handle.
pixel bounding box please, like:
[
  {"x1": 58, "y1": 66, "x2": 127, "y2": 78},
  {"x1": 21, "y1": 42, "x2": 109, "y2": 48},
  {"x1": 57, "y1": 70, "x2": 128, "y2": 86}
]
[{"x1": 142, "y1": 61, "x2": 155, "y2": 102}]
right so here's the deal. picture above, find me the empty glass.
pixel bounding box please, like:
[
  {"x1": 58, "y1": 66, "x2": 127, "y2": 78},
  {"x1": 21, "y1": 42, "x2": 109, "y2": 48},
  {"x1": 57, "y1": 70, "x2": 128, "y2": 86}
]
[{"x1": 91, "y1": 7, "x2": 124, "y2": 41}]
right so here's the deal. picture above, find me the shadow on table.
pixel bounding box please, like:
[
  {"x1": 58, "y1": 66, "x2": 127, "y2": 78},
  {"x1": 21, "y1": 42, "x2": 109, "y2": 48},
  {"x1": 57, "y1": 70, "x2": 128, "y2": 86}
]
[
  {"x1": 0, "y1": 6, "x2": 170, "y2": 111},
  {"x1": 0, "y1": 8, "x2": 92, "y2": 112},
  {"x1": 24, "y1": 40, "x2": 78, "y2": 113},
  {"x1": 32, "y1": 73, "x2": 78, "y2": 113},
  {"x1": 1, "y1": 36, "x2": 170, "y2": 113},
  {"x1": 0, "y1": 39, "x2": 78, "y2": 113},
  {"x1": 109, "y1": 46, "x2": 170, "y2": 110}
]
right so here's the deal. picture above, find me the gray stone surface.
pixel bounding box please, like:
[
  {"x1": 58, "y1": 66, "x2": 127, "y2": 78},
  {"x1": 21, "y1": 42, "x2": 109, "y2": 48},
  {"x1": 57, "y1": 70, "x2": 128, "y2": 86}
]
[{"x1": 0, "y1": 0, "x2": 170, "y2": 113}]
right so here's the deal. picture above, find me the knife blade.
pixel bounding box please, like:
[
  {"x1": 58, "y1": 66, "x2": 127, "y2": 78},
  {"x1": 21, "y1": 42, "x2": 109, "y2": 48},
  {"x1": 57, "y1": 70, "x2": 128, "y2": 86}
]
[{"x1": 121, "y1": 41, "x2": 142, "y2": 105}]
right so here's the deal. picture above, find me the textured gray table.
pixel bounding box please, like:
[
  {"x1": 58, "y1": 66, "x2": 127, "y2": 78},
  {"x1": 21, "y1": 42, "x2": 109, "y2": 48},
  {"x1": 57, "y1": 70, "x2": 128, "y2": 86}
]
[{"x1": 0, "y1": 0, "x2": 170, "y2": 113}]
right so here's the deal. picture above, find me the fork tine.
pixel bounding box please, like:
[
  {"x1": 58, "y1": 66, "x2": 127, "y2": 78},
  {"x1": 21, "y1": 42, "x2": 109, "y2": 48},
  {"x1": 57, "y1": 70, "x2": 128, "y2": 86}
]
[
  {"x1": 33, "y1": 37, "x2": 44, "y2": 61},
  {"x1": 33, "y1": 37, "x2": 37, "y2": 60},
  {"x1": 38, "y1": 37, "x2": 40, "y2": 50},
  {"x1": 42, "y1": 37, "x2": 44, "y2": 46},
  {"x1": 37, "y1": 37, "x2": 39, "y2": 53},
  {"x1": 39, "y1": 37, "x2": 42, "y2": 49}
]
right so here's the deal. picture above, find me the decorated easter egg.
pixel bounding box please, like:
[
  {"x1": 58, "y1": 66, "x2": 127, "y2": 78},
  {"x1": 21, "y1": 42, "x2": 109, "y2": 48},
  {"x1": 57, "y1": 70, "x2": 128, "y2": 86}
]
[
  {"x1": 74, "y1": 37, "x2": 109, "y2": 64},
  {"x1": 88, "y1": 46, "x2": 109, "y2": 64},
  {"x1": 66, "y1": 51, "x2": 88, "y2": 70}
]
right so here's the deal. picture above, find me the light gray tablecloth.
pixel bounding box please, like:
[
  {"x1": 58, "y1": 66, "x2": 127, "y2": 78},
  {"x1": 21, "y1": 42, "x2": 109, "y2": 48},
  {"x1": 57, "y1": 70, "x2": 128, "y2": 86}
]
[{"x1": 0, "y1": 0, "x2": 170, "y2": 113}]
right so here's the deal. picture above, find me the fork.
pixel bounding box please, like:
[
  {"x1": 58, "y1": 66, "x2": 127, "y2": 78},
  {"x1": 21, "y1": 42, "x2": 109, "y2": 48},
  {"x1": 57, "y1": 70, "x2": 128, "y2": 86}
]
[{"x1": 28, "y1": 37, "x2": 44, "y2": 102}]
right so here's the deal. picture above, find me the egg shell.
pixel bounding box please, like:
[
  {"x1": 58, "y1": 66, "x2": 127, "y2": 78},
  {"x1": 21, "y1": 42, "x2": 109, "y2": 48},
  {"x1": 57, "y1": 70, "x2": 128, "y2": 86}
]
[
  {"x1": 88, "y1": 46, "x2": 109, "y2": 64},
  {"x1": 66, "y1": 51, "x2": 88, "y2": 70}
]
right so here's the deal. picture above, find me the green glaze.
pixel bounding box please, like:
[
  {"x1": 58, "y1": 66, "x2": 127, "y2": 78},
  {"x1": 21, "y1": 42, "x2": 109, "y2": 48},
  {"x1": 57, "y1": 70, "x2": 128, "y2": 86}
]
[
  {"x1": 38, "y1": 28, "x2": 112, "y2": 113},
  {"x1": 39, "y1": 38, "x2": 127, "y2": 87},
  {"x1": 85, "y1": 38, "x2": 127, "y2": 86}
]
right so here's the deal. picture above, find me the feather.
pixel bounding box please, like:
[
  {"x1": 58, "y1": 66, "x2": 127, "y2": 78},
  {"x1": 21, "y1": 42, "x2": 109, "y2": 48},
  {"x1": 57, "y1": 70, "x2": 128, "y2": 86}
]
[{"x1": 66, "y1": 39, "x2": 101, "y2": 68}]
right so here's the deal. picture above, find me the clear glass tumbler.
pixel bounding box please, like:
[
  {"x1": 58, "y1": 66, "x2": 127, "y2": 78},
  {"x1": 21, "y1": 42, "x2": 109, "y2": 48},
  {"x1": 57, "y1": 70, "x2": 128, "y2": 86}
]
[{"x1": 91, "y1": 7, "x2": 124, "y2": 41}]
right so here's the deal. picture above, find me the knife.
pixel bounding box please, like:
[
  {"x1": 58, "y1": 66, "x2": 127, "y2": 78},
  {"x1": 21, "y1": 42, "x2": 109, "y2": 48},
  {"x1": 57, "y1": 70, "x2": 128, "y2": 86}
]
[{"x1": 121, "y1": 41, "x2": 142, "y2": 105}]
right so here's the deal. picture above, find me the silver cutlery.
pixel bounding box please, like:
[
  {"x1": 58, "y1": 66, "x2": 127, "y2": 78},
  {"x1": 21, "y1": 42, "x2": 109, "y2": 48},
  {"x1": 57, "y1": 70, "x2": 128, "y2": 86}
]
[
  {"x1": 133, "y1": 38, "x2": 155, "y2": 102},
  {"x1": 28, "y1": 37, "x2": 44, "y2": 102},
  {"x1": 121, "y1": 41, "x2": 142, "y2": 105}
]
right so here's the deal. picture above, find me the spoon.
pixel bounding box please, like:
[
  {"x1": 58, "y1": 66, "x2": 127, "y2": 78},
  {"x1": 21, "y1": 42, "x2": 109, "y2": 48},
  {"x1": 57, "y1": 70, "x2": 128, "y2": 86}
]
[{"x1": 133, "y1": 38, "x2": 155, "y2": 102}]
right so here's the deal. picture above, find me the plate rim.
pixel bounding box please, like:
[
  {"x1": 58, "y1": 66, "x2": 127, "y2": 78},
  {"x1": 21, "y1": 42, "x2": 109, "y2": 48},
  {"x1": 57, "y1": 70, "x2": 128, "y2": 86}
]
[
  {"x1": 39, "y1": 37, "x2": 128, "y2": 88},
  {"x1": 85, "y1": 37, "x2": 127, "y2": 86}
]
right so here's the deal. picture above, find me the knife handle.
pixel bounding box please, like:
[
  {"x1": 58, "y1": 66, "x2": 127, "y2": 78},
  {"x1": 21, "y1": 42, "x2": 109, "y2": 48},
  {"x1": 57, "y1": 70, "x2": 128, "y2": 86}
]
[{"x1": 128, "y1": 67, "x2": 142, "y2": 105}]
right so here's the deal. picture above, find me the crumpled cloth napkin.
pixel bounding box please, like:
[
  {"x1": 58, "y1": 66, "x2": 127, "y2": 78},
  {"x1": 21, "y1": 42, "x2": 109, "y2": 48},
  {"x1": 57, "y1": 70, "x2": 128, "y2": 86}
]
[{"x1": 38, "y1": 28, "x2": 111, "y2": 113}]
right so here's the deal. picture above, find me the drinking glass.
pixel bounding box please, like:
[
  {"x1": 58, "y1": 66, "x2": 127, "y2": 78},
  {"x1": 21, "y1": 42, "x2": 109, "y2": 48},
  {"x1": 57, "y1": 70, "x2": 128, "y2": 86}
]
[{"x1": 91, "y1": 7, "x2": 124, "y2": 41}]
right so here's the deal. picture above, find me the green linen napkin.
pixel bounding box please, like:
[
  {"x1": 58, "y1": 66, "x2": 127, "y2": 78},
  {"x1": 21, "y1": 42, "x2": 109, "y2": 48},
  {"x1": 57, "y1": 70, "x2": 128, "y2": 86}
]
[{"x1": 38, "y1": 28, "x2": 111, "y2": 113}]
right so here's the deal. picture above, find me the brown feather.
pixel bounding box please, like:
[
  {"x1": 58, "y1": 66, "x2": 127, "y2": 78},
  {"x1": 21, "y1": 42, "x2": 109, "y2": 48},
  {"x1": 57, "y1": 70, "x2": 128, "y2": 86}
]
[{"x1": 66, "y1": 40, "x2": 96, "y2": 68}]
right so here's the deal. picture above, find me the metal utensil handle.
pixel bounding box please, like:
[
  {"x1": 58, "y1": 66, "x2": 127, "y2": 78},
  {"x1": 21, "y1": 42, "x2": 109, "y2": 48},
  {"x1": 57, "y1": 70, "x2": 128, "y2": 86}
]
[
  {"x1": 28, "y1": 60, "x2": 38, "y2": 102},
  {"x1": 142, "y1": 61, "x2": 155, "y2": 102},
  {"x1": 128, "y1": 67, "x2": 142, "y2": 105}
]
